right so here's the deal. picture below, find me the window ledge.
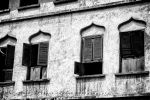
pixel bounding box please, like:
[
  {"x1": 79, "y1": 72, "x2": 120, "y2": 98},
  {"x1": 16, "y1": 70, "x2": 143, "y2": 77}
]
[
  {"x1": 54, "y1": 0, "x2": 78, "y2": 4},
  {"x1": 23, "y1": 79, "x2": 50, "y2": 83},
  {"x1": 18, "y1": 4, "x2": 40, "y2": 11},
  {"x1": 75, "y1": 74, "x2": 105, "y2": 79},
  {"x1": 115, "y1": 71, "x2": 149, "y2": 77},
  {"x1": 0, "y1": 81, "x2": 15, "y2": 86},
  {"x1": 0, "y1": 9, "x2": 10, "y2": 14}
]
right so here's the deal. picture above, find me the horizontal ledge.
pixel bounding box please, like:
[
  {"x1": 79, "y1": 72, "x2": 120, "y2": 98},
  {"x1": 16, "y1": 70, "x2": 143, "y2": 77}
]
[
  {"x1": 0, "y1": 81, "x2": 15, "y2": 86},
  {"x1": 76, "y1": 74, "x2": 105, "y2": 79},
  {"x1": 115, "y1": 71, "x2": 149, "y2": 76},
  {"x1": 23, "y1": 79, "x2": 50, "y2": 83},
  {"x1": 0, "y1": 0, "x2": 148, "y2": 24},
  {"x1": 18, "y1": 4, "x2": 40, "y2": 11}
]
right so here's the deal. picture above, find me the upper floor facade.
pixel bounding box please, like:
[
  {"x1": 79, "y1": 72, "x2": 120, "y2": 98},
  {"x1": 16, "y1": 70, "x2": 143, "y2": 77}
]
[{"x1": 0, "y1": 0, "x2": 150, "y2": 100}]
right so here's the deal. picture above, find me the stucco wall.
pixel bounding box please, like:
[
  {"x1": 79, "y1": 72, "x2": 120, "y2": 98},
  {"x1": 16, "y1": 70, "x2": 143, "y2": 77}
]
[{"x1": 0, "y1": 0, "x2": 150, "y2": 99}]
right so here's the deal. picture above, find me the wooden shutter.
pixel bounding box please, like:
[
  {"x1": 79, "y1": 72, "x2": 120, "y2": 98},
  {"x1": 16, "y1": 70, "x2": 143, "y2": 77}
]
[
  {"x1": 30, "y1": 67, "x2": 41, "y2": 80},
  {"x1": 22, "y1": 43, "x2": 31, "y2": 66},
  {"x1": 74, "y1": 62, "x2": 81, "y2": 75},
  {"x1": 132, "y1": 31, "x2": 144, "y2": 57},
  {"x1": 120, "y1": 32, "x2": 132, "y2": 57},
  {"x1": 41, "y1": 67, "x2": 47, "y2": 79},
  {"x1": 37, "y1": 42, "x2": 49, "y2": 66},
  {"x1": 83, "y1": 38, "x2": 92, "y2": 62},
  {"x1": 4, "y1": 69, "x2": 13, "y2": 82},
  {"x1": 93, "y1": 36, "x2": 102, "y2": 61},
  {"x1": 5, "y1": 45, "x2": 15, "y2": 69}
]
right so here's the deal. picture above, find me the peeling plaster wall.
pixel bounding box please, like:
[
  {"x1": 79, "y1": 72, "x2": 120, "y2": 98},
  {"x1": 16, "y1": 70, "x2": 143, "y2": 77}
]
[{"x1": 0, "y1": 1, "x2": 150, "y2": 100}]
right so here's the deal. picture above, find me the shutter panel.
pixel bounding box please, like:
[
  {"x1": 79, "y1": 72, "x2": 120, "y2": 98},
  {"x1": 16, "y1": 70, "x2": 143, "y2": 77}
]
[
  {"x1": 42, "y1": 67, "x2": 47, "y2": 79},
  {"x1": 83, "y1": 38, "x2": 92, "y2": 62},
  {"x1": 120, "y1": 32, "x2": 132, "y2": 57},
  {"x1": 132, "y1": 31, "x2": 144, "y2": 57},
  {"x1": 22, "y1": 43, "x2": 31, "y2": 66},
  {"x1": 5, "y1": 45, "x2": 15, "y2": 69},
  {"x1": 37, "y1": 42, "x2": 49, "y2": 66},
  {"x1": 4, "y1": 69, "x2": 13, "y2": 82},
  {"x1": 93, "y1": 37, "x2": 102, "y2": 60},
  {"x1": 30, "y1": 67, "x2": 41, "y2": 80},
  {"x1": 74, "y1": 62, "x2": 81, "y2": 75}
]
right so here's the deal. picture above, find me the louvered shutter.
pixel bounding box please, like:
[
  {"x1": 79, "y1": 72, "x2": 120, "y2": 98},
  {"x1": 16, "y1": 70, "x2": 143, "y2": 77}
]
[
  {"x1": 37, "y1": 42, "x2": 49, "y2": 66},
  {"x1": 5, "y1": 45, "x2": 15, "y2": 69},
  {"x1": 132, "y1": 31, "x2": 144, "y2": 57},
  {"x1": 83, "y1": 38, "x2": 92, "y2": 62},
  {"x1": 120, "y1": 32, "x2": 132, "y2": 57},
  {"x1": 93, "y1": 36, "x2": 102, "y2": 61},
  {"x1": 22, "y1": 43, "x2": 31, "y2": 66},
  {"x1": 4, "y1": 69, "x2": 13, "y2": 82}
]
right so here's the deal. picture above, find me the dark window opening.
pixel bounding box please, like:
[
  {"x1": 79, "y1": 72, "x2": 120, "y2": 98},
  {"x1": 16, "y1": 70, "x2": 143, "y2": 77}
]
[
  {"x1": 22, "y1": 42, "x2": 49, "y2": 80},
  {"x1": 120, "y1": 30, "x2": 144, "y2": 73},
  {"x1": 0, "y1": 0, "x2": 9, "y2": 10},
  {"x1": 0, "y1": 45, "x2": 15, "y2": 82},
  {"x1": 20, "y1": 0, "x2": 38, "y2": 7}
]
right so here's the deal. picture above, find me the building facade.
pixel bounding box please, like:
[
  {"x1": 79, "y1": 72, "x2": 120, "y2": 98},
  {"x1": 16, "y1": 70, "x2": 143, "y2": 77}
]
[{"x1": 0, "y1": 0, "x2": 150, "y2": 99}]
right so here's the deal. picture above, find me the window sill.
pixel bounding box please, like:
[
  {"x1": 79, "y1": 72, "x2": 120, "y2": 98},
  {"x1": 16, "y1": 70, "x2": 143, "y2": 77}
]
[
  {"x1": 0, "y1": 81, "x2": 15, "y2": 86},
  {"x1": 23, "y1": 79, "x2": 50, "y2": 83},
  {"x1": 18, "y1": 4, "x2": 40, "y2": 11},
  {"x1": 75, "y1": 74, "x2": 105, "y2": 79},
  {"x1": 0, "y1": 9, "x2": 10, "y2": 14},
  {"x1": 115, "y1": 71, "x2": 149, "y2": 77},
  {"x1": 54, "y1": 0, "x2": 78, "y2": 4}
]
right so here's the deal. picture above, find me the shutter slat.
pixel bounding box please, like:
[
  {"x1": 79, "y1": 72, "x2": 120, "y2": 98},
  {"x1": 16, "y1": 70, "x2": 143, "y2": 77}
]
[
  {"x1": 5, "y1": 45, "x2": 15, "y2": 69},
  {"x1": 121, "y1": 32, "x2": 132, "y2": 57},
  {"x1": 22, "y1": 43, "x2": 31, "y2": 66},
  {"x1": 83, "y1": 38, "x2": 92, "y2": 62},
  {"x1": 37, "y1": 42, "x2": 49, "y2": 66},
  {"x1": 93, "y1": 37, "x2": 102, "y2": 60}
]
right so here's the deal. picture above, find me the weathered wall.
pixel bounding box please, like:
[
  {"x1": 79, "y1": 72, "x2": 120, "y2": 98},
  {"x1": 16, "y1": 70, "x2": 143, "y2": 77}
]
[{"x1": 0, "y1": 0, "x2": 150, "y2": 99}]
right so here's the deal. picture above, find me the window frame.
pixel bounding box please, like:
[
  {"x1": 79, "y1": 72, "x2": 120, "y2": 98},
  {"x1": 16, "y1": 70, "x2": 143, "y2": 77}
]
[
  {"x1": 19, "y1": 0, "x2": 39, "y2": 8},
  {"x1": 22, "y1": 41, "x2": 49, "y2": 80},
  {"x1": 0, "y1": 45, "x2": 15, "y2": 82},
  {"x1": 119, "y1": 29, "x2": 145, "y2": 73}
]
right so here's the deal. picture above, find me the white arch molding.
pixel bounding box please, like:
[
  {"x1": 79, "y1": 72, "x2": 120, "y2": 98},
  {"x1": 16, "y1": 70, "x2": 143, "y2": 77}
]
[{"x1": 119, "y1": 18, "x2": 146, "y2": 32}]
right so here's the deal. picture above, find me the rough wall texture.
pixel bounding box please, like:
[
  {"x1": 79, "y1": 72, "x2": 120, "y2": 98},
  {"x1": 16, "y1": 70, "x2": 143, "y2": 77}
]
[{"x1": 0, "y1": 0, "x2": 150, "y2": 99}]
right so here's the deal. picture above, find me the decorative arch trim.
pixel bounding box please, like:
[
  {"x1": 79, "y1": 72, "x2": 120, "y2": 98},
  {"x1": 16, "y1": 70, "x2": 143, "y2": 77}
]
[
  {"x1": 118, "y1": 17, "x2": 146, "y2": 32},
  {"x1": 29, "y1": 30, "x2": 51, "y2": 43},
  {"x1": 0, "y1": 34, "x2": 17, "y2": 43},
  {"x1": 80, "y1": 23, "x2": 105, "y2": 36}
]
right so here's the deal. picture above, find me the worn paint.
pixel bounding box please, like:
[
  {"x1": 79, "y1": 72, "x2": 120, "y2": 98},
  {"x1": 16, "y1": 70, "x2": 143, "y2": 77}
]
[{"x1": 0, "y1": 0, "x2": 150, "y2": 100}]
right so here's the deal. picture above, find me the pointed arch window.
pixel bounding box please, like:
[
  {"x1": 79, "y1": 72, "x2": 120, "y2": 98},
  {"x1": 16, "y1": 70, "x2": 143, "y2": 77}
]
[
  {"x1": 119, "y1": 18, "x2": 146, "y2": 73},
  {"x1": 75, "y1": 24, "x2": 104, "y2": 76},
  {"x1": 0, "y1": 35, "x2": 16, "y2": 82},
  {"x1": 22, "y1": 31, "x2": 50, "y2": 80}
]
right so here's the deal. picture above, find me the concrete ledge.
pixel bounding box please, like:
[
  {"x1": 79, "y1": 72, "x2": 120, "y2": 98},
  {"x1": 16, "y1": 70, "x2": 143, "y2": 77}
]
[
  {"x1": 0, "y1": 0, "x2": 149, "y2": 24},
  {"x1": 23, "y1": 78, "x2": 50, "y2": 83},
  {"x1": 0, "y1": 81, "x2": 15, "y2": 86},
  {"x1": 115, "y1": 71, "x2": 149, "y2": 77},
  {"x1": 76, "y1": 74, "x2": 105, "y2": 79}
]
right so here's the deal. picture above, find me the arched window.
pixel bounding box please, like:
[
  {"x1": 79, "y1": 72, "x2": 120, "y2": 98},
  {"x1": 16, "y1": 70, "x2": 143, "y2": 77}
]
[
  {"x1": 22, "y1": 30, "x2": 50, "y2": 80},
  {"x1": 118, "y1": 18, "x2": 146, "y2": 73},
  {"x1": 75, "y1": 23, "x2": 105, "y2": 76},
  {"x1": 0, "y1": 35, "x2": 17, "y2": 82}
]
